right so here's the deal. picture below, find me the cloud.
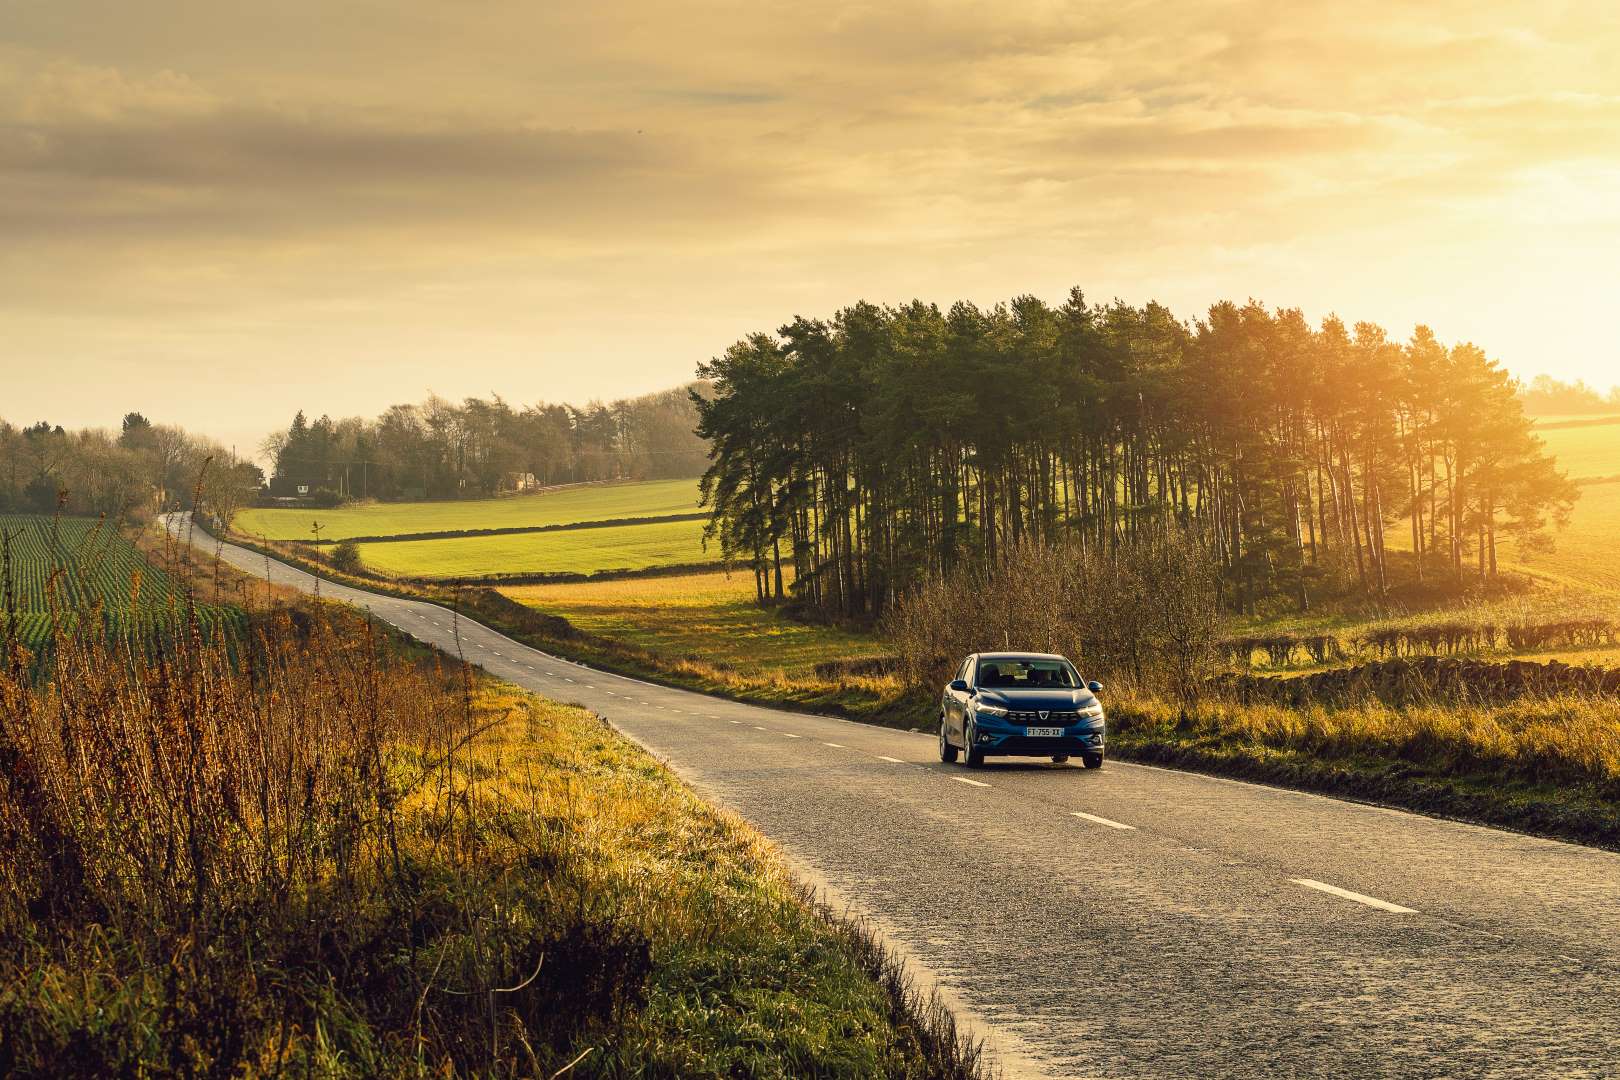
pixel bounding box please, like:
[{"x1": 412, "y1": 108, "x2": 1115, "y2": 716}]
[
  {"x1": 645, "y1": 87, "x2": 784, "y2": 107},
  {"x1": 6, "y1": 60, "x2": 219, "y2": 122},
  {"x1": 3, "y1": 110, "x2": 667, "y2": 188}
]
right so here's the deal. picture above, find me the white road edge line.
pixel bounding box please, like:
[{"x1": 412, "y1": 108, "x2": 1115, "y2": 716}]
[
  {"x1": 1072, "y1": 811, "x2": 1136, "y2": 831},
  {"x1": 952, "y1": 776, "x2": 990, "y2": 788},
  {"x1": 1291, "y1": 878, "x2": 1417, "y2": 914}
]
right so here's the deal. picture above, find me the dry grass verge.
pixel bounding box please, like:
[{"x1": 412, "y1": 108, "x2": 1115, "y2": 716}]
[{"x1": 0, "y1": 599, "x2": 983, "y2": 1077}]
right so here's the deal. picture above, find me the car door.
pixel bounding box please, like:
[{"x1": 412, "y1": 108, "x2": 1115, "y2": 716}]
[
  {"x1": 940, "y1": 657, "x2": 958, "y2": 733},
  {"x1": 945, "y1": 655, "x2": 974, "y2": 742}
]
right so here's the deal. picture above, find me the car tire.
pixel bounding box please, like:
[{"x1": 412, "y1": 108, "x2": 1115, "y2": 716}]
[
  {"x1": 1082, "y1": 752, "x2": 1104, "y2": 770},
  {"x1": 963, "y1": 720, "x2": 985, "y2": 768},
  {"x1": 1051, "y1": 754, "x2": 1069, "y2": 764},
  {"x1": 938, "y1": 718, "x2": 958, "y2": 763}
]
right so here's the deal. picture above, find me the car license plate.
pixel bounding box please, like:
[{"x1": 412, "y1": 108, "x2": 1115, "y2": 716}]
[{"x1": 1025, "y1": 726, "x2": 1063, "y2": 738}]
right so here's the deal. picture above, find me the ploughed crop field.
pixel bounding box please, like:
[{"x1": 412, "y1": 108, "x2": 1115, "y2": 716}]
[
  {"x1": 0, "y1": 514, "x2": 243, "y2": 649},
  {"x1": 234, "y1": 478, "x2": 702, "y2": 541},
  {"x1": 355, "y1": 515, "x2": 715, "y2": 580}
]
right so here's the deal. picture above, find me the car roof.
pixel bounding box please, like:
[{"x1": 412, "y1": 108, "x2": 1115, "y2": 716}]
[{"x1": 976, "y1": 652, "x2": 1070, "y2": 662}]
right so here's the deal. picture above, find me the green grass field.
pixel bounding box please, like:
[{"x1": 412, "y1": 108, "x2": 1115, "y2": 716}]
[
  {"x1": 356, "y1": 515, "x2": 715, "y2": 579},
  {"x1": 504, "y1": 570, "x2": 890, "y2": 679},
  {"x1": 234, "y1": 478, "x2": 703, "y2": 541},
  {"x1": 1503, "y1": 479, "x2": 1620, "y2": 596},
  {"x1": 1535, "y1": 416, "x2": 1620, "y2": 482}
]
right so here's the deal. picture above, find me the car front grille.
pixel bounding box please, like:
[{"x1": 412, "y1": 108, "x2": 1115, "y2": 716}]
[{"x1": 1006, "y1": 711, "x2": 1081, "y2": 724}]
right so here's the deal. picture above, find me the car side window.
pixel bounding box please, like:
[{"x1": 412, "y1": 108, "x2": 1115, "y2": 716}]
[{"x1": 962, "y1": 657, "x2": 975, "y2": 687}]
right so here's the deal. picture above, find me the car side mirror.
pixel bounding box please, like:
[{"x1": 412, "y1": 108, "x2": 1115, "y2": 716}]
[
  {"x1": 1087, "y1": 680, "x2": 1103, "y2": 693},
  {"x1": 948, "y1": 679, "x2": 969, "y2": 693}
]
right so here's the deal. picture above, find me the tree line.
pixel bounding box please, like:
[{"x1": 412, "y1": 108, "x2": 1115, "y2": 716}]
[
  {"x1": 0, "y1": 413, "x2": 262, "y2": 524},
  {"x1": 265, "y1": 384, "x2": 710, "y2": 502},
  {"x1": 694, "y1": 289, "x2": 1578, "y2": 618},
  {"x1": 1518, "y1": 375, "x2": 1620, "y2": 416}
]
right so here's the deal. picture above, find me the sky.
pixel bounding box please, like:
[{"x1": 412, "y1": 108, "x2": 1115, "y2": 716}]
[{"x1": 3, "y1": 0, "x2": 1618, "y2": 458}]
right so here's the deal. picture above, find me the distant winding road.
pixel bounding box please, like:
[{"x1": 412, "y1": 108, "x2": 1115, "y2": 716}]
[{"x1": 174, "y1": 517, "x2": 1620, "y2": 1079}]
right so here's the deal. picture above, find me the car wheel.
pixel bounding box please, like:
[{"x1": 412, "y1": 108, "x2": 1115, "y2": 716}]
[
  {"x1": 1082, "y1": 752, "x2": 1104, "y2": 770},
  {"x1": 938, "y1": 718, "x2": 958, "y2": 763},
  {"x1": 1051, "y1": 754, "x2": 1070, "y2": 764},
  {"x1": 963, "y1": 720, "x2": 985, "y2": 768}
]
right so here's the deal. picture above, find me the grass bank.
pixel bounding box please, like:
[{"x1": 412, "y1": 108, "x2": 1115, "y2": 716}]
[
  {"x1": 1105, "y1": 691, "x2": 1620, "y2": 850},
  {"x1": 0, "y1": 601, "x2": 982, "y2": 1077},
  {"x1": 502, "y1": 571, "x2": 893, "y2": 680}
]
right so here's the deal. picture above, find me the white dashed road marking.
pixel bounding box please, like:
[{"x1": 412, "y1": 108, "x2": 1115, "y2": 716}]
[
  {"x1": 953, "y1": 776, "x2": 991, "y2": 788},
  {"x1": 781, "y1": 732, "x2": 801, "y2": 738},
  {"x1": 877, "y1": 756, "x2": 905, "y2": 763},
  {"x1": 1291, "y1": 879, "x2": 1418, "y2": 914},
  {"x1": 1072, "y1": 811, "x2": 1136, "y2": 831},
  {"x1": 823, "y1": 742, "x2": 845, "y2": 748}
]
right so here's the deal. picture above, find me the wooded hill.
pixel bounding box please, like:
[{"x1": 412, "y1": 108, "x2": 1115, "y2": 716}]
[
  {"x1": 694, "y1": 290, "x2": 1577, "y2": 617},
  {"x1": 264, "y1": 383, "x2": 711, "y2": 502}
]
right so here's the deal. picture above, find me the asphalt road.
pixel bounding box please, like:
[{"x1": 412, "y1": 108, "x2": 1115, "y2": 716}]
[{"x1": 176, "y1": 519, "x2": 1620, "y2": 1079}]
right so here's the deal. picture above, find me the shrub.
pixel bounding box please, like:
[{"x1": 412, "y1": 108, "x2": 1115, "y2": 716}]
[
  {"x1": 327, "y1": 537, "x2": 362, "y2": 573},
  {"x1": 884, "y1": 532, "x2": 1223, "y2": 702}
]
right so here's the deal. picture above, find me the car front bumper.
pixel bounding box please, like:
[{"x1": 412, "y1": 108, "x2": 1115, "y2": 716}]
[{"x1": 974, "y1": 728, "x2": 1105, "y2": 757}]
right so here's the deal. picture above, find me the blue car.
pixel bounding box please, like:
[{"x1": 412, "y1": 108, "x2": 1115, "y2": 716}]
[{"x1": 939, "y1": 652, "x2": 1106, "y2": 768}]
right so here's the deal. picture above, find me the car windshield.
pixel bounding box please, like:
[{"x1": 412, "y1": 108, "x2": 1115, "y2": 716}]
[{"x1": 976, "y1": 659, "x2": 1079, "y2": 689}]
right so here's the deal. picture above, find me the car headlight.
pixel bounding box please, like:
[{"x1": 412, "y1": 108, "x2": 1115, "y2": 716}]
[
  {"x1": 973, "y1": 701, "x2": 1008, "y2": 717},
  {"x1": 1077, "y1": 703, "x2": 1104, "y2": 720}
]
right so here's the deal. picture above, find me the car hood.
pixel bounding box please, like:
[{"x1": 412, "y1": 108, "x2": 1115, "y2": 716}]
[{"x1": 976, "y1": 688, "x2": 1101, "y2": 712}]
